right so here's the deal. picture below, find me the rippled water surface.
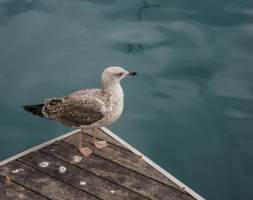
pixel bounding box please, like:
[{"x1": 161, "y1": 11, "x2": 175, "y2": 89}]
[{"x1": 1, "y1": 0, "x2": 253, "y2": 199}]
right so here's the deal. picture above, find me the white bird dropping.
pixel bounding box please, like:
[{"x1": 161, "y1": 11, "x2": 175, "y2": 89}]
[
  {"x1": 39, "y1": 161, "x2": 49, "y2": 168},
  {"x1": 73, "y1": 155, "x2": 82, "y2": 163},
  {"x1": 59, "y1": 166, "x2": 67, "y2": 174},
  {"x1": 12, "y1": 168, "x2": 24, "y2": 174},
  {"x1": 80, "y1": 181, "x2": 87, "y2": 186}
]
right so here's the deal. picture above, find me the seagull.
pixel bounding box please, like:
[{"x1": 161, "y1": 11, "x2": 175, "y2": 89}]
[{"x1": 23, "y1": 66, "x2": 137, "y2": 157}]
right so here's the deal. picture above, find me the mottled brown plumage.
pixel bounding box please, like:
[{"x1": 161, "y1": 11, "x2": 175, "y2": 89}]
[{"x1": 42, "y1": 89, "x2": 106, "y2": 127}]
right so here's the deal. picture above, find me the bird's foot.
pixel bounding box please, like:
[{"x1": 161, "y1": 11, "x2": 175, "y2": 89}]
[
  {"x1": 79, "y1": 147, "x2": 93, "y2": 157},
  {"x1": 94, "y1": 140, "x2": 107, "y2": 149}
]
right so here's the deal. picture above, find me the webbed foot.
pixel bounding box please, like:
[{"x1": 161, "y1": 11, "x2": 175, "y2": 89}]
[
  {"x1": 79, "y1": 147, "x2": 93, "y2": 157},
  {"x1": 94, "y1": 141, "x2": 108, "y2": 149}
]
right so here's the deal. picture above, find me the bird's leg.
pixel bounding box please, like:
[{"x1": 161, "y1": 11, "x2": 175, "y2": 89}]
[
  {"x1": 93, "y1": 128, "x2": 107, "y2": 149},
  {"x1": 79, "y1": 129, "x2": 93, "y2": 157}
]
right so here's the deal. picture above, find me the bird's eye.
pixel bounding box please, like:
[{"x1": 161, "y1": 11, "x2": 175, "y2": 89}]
[{"x1": 115, "y1": 72, "x2": 123, "y2": 77}]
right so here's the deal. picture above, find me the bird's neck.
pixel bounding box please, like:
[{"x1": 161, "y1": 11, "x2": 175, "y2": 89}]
[{"x1": 102, "y1": 82, "x2": 124, "y2": 99}]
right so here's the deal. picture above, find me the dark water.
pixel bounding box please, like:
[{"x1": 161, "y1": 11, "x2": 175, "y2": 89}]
[{"x1": 1, "y1": 0, "x2": 253, "y2": 199}]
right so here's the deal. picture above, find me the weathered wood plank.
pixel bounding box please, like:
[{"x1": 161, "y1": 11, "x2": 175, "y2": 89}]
[
  {"x1": 42, "y1": 142, "x2": 195, "y2": 200},
  {"x1": 0, "y1": 161, "x2": 99, "y2": 200},
  {"x1": 19, "y1": 151, "x2": 148, "y2": 200},
  {"x1": 65, "y1": 132, "x2": 181, "y2": 190},
  {"x1": 0, "y1": 175, "x2": 48, "y2": 200},
  {"x1": 83, "y1": 129, "x2": 128, "y2": 150}
]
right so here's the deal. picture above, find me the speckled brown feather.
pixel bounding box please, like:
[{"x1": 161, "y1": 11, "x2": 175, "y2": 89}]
[{"x1": 42, "y1": 89, "x2": 107, "y2": 127}]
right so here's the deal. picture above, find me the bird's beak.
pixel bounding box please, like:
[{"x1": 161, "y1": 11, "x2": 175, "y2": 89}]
[{"x1": 128, "y1": 71, "x2": 137, "y2": 76}]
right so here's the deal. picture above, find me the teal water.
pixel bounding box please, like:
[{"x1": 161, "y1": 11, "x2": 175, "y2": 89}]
[{"x1": 1, "y1": 0, "x2": 253, "y2": 199}]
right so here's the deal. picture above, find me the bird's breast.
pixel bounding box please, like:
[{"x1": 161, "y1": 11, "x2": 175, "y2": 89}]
[{"x1": 103, "y1": 84, "x2": 124, "y2": 124}]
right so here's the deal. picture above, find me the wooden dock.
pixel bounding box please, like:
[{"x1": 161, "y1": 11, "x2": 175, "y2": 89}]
[{"x1": 0, "y1": 127, "x2": 205, "y2": 200}]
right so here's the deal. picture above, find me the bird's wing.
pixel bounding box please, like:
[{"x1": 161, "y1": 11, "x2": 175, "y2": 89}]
[{"x1": 42, "y1": 94, "x2": 105, "y2": 127}]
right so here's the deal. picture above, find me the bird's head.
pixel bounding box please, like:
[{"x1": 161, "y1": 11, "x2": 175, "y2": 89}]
[{"x1": 101, "y1": 66, "x2": 137, "y2": 88}]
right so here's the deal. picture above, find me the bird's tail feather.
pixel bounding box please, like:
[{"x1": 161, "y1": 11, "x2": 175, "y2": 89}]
[{"x1": 23, "y1": 104, "x2": 45, "y2": 117}]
